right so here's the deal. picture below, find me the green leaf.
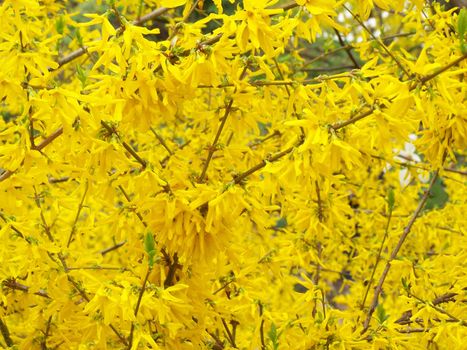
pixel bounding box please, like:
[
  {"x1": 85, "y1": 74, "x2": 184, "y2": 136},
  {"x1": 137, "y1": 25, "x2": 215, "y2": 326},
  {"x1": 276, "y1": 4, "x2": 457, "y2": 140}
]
[
  {"x1": 76, "y1": 65, "x2": 87, "y2": 88},
  {"x1": 376, "y1": 304, "x2": 389, "y2": 325},
  {"x1": 387, "y1": 187, "x2": 395, "y2": 213},
  {"x1": 458, "y1": 8, "x2": 467, "y2": 53},
  {"x1": 424, "y1": 177, "x2": 449, "y2": 211},
  {"x1": 55, "y1": 16, "x2": 65, "y2": 35},
  {"x1": 268, "y1": 323, "x2": 280, "y2": 350},
  {"x1": 144, "y1": 232, "x2": 156, "y2": 268}
]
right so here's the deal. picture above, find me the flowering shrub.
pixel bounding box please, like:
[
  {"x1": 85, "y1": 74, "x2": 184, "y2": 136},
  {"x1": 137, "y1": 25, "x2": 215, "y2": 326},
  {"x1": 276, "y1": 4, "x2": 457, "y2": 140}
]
[{"x1": 0, "y1": 0, "x2": 466, "y2": 349}]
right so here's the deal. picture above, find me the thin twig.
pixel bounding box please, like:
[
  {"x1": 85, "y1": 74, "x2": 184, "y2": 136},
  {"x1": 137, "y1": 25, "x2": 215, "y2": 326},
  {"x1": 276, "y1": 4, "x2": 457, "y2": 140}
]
[
  {"x1": 67, "y1": 181, "x2": 88, "y2": 247},
  {"x1": 150, "y1": 127, "x2": 173, "y2": 155},
  {"x1": 128, "y1": 267, "x2": 152, "y2": 349},
  {"x1": 410, "y1": 292, "x2": 466, "y2": 326},
  {"x1": 231, "y1": 141, "x2": 300, "y2": 185},
  {"x1": 344, "y1": 5, "x2": 410, "y2": 77},
  {"x1": 332, "y1": 52, "x2": 467, "y2": 130},
  {"x1": 197, "y1": 66, "x2": 248, "y2": 183},
  {"x1": 0, "y1": 126, "x2": 64, "y2": 182},
  {"x1": 303, "y1": 32, "x2": 415, "y2": 66},
  {"x1": 361, "y1": 204, "x2": 393, "y2": 309},
  {"x1": 221, "y1": 318, "x2": 236, "y2": 348},
  {"x1": 0, "y1": 318, "x2": 13, "y2": 347},
  {"x1": 259, "y1": 303, "x2": 266, "y2": 350},
  {"x1": 163, "y1": 253, "x2": 179, "y2": 288},
  {"x1": 3, "y1": 279, "x2": 50, "y2": 299},
  {"x1": 55, "y1": 7, "x2": 170, "y2": 69},
  {"x1": 100, "y1": 240, "x2": 127, "y2": 255},
  {"x1": 41, "y1": 316, "x2": 52, "y2": 350},
  {"x1": 100, "y1": 121, "x2": 147, "y2": 169},
  {"x1": 33, "y1": 186, "x2": 55, "y2": 242},
  {"x1": 362, "y1": 169, "x2": 441, "y2": 333},
  {"x1": 312, "y1": 181, "x2": 324, "y2": 316},
  {"x1": 333, "y1": 29, "x2": 360, "y2": 69}
]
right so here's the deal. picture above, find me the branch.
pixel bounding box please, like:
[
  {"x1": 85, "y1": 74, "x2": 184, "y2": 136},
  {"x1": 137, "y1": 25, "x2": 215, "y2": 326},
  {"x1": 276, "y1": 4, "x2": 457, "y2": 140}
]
[
  {"x1": 331, "y1": 52, "x2": 467, "y2": 130},
  {"x1": 231, "y1": 142, "x2": 299, "y2": 185},
  {"x1": 361, "y1": 201, "x2": 393, "y2": 309},
  {"x1": 55, "y1": 7, "x2": 170, "y2": 69},
  {"x1": 333, "y1": 29, "x2": 360, "y2": 69},
  {"x1": 344, "y1": 5, "x2": 410, "y2": 77},
  {"x1": 128, "y1": 267, "x2": 151, "y2": 349},
  {"x1": 419, "y1": 51, "x2": 467, "y2": 84},
  {"x1": 197, "y1": 66, "x2": 248, "y2": 183},
  {"x1": 100, "y1": 121, "x2": 147, "y2": 169},
  {"x1": 362, "y1": 169, "x2": 441, "y2": 333},
  {"x1": 3, "y1": 279, "x2": 50, "y2": 299},
  {"x1": 150, "y1": 127, "x2": 173, "y2": 155},
  {"x1": 100, "y1": 240, "x2": 127, "y2": 256},
  {"x1": 163, "y1": 253, "x2": 180, "y2": 288},
  {"x1": 0, "y1": 318, "x2": 13, "y2": 348},
  {"x1": 67, "y1": 180, "x2": 89, "y2": 247},
  {"x1": 221, "y1": 318, "x2": 237, "y2": 348},
  {"x1": 41, "y1": 316, "x2": 52, "y2": 350},
  {"x1": 0, "y1": 126, "x2": 64, "y2": 182},
  {"x1": 303, "y1": 32, "x2": 415, "y2": 66}
]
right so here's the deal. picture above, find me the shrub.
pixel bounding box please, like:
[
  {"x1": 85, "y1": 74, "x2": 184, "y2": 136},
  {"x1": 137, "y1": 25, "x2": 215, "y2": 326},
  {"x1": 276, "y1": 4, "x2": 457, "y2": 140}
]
[{"x1": 0, "y1": 1, "x2": 466, "y2": 349}]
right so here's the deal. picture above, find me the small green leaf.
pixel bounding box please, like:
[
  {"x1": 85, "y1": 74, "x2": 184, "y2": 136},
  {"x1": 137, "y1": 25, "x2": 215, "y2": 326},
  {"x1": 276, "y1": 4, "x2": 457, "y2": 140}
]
[
  {"x1": 387, "y1": 187, "x2": 395, "y2": 213},
  {"x1": 424, "y1": 177, "x2": 449, "y2": 211},
  {"x1": 76, "y1": 65, "x2": 87, "y2": 88},
  {"x1": 401, "y1": 277, "x2": 411, "y2": 293},
  {"x1": 376, "y1": 304, "x2": 389, "y2": 325},
  {"x1": 55, "y1": 16, "x2": 65, "y2": 35},
  {"x1": 75, "y1": 29, "x2": 83, "y2": 47},
  {"x1": 268, "y1": 323, "x2": 280, "y2": 350},
  {"x1": 144, "y1": 232, "x2": 156, "y2": 268},
  {"x1": 458, "y1": 8, "x2": 467, "y2": 53}
]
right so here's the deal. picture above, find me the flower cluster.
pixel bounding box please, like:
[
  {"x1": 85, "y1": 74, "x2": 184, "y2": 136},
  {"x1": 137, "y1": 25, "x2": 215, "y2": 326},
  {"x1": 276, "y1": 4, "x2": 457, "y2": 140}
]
[{"x1": 0, "y1": 1, "x2": 465, "y2": 349}]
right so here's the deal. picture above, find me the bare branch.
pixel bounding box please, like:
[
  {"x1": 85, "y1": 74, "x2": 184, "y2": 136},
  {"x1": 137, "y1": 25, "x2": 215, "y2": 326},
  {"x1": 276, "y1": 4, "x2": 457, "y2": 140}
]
[{"x1": 362, "y1": 169, "x2": 441, "y2": 333}]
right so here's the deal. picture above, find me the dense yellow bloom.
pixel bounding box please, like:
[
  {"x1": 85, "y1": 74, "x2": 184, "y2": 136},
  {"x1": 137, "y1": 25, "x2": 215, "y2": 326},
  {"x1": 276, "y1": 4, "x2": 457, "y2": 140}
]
[{"x1": 0, "y1": 0, "x2": 465, "y2": 349}]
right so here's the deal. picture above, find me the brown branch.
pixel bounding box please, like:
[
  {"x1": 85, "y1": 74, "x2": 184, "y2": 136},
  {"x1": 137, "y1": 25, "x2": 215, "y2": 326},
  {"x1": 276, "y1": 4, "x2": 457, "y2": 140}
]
[
  {"x1": 33, "y1": 186, "x2": 55, "y2": 242},
  {"x1": 67, "y1": 266, "x2": 126, "y2": 271},
  {"x1": 303, "y1": 32, "x2": 415, "y2": 67},
  {"x1": 100, "y1": 121, "x2": 147, "y2": 169},
  {"x1": 344, "y1": 5, "x2": 410, "y2": 77},
  {"x1": 41, "y1": 316, "x2": 52, "y2": 350},
  {"x1": 221, "y1": 318, "x2": 237, "y2": 348},
  {"x1": 117, "y1": 185, "x2": 171, "y2": 263},
  {"x1": 197, "y1": 75, "x2": 347, "y2": 89},
  {"x1": 128, "y1": 267, "x2": 151, "y2": 349},
  {"x1": 0, "y1": 126, "x2": 64, "y2": 182},
  {"x1": 259, "y1": 303, "x2": 266, "y2": 350},
  {"x1": 55, "y1": 7, "x2": 170, "y2": 69},
  {"x1": 361, "y1": 203, "x2": 393, "y2": 309},
  {"x1": 0, "y1": 318, "x2": 13, "y2": 347},
  {"x1": 397, "y1": 327, "x2": 429, "y2": 333},
  {"x1": 100, "y1": 240, "x2": 127, "y2": 256},
  {"x1": 333, "y1": 29, "x2": 360, "y2": 69},
  {"x1": 150, "y1": 127, "x2": 173, "y2": 155},
  {"x1": 331, "y1": 48, "x2": 467, "y2": 132},
  {"x1": 419, "y1": 51, "x2": 467, "y2": 84},
  {"x1": 163, "y1": 253, "x2": 180, "y2": 288},
  {"x1": 207, "y1": 330, "x2": 225, "y2": 350},
  {"x1": 3, "y1": 279, "x2": 50, "y2": 299},
  {"x1": 409, "y1": 292, "x2": 466, "y2": 326},
  {"x1": 67, "y1": 181, "x2": 88, "y2": 247},
  {"x1": 249, "y1": 130, "x2": 282, "y2": 148},
  {"x1": 36, "y1": 126, "x2": 64, "y2": 151},
  {"x1": 231, "y1": 141, "x2": 300, "y2": 185},
  {"x1": 197, "y1": 66, "x2": 248, "y2": 183},
  {"x1": 312, "y1": 181, "x2": 324, "y2": 317},
  {"x1": 362, "y1": 169, "x2": 441, "y2": 333}
]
